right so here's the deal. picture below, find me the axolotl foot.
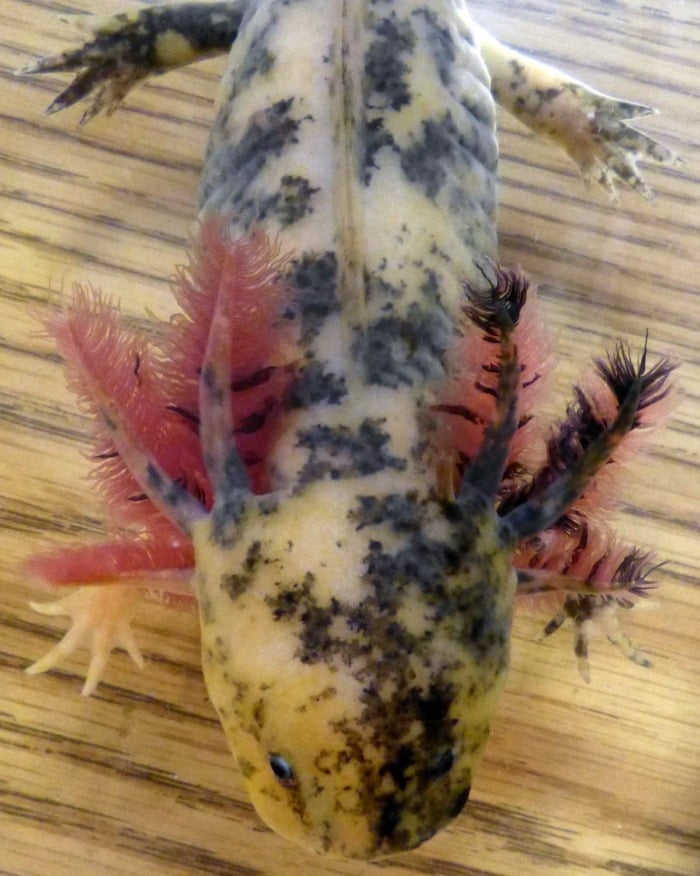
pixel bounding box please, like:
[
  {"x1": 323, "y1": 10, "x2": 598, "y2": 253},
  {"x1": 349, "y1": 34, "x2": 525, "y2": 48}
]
[{"x1": 27, "y1": 585, "x2": 144, "y2": 696}]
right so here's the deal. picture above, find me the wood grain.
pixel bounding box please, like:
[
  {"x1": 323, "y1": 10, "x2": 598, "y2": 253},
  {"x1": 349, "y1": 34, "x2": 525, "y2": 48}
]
[{"x1": 0, "y1": 2, "x2": 698, "y2": 874}]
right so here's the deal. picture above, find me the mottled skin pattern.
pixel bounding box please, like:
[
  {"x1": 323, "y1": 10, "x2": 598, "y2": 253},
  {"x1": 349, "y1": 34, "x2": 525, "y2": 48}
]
[
  {"x1": 21, "y1": 0, "x2": 678, "y2": 861},
  {"x1": 192, "y1": 3, "x2": 506, "y2": 856}
]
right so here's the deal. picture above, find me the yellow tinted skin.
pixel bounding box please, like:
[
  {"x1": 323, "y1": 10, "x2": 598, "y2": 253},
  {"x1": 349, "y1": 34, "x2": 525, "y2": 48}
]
[{"x1": 193, "y1": 479, "x2": 516, "y2": 859}]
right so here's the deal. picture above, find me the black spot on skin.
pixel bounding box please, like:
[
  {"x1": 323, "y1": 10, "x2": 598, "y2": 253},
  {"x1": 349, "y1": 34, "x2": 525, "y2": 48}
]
[
  {"x1": 145, "y1": 462, "x2": 163, "y2": 490},
  {"x1": 365, "y1": 272, "x2": 405, "y2": 303},
  {"x1": 288, "y1": 361, "x2": 347, "y2": 408},
  {"x1": 252, "y1": 697, "x2": 266, "y2": 729},
  {"x1": 357, "y1": 679, "x2": 465, "y2": 844},
  {"x1": 381, "y1": 745, "x2": 414, "y2": 791},
  {"x1": 349, "y1": 492, "x2": 425, "y2": 532},
  {"x1": 259, "y1": 174, "x2": 319, "y2": 226},
  {"x1": 363, "y1": 117, "x2": 397, "y2": 183},
  {"x1": 235, "y1": 13, "x2": 276, "y2": 86},
  {"x1": 426, "y1": 574, "x2": 507, "y2": 662},
  {"x1": 415, "y1": 682, "x2": 454, "y2": 731},
  {"x1": 357, "y1": 301, "x2": 452, "y2": 388},
  {"x1": 200, "y1": 98, "x2": 311, "y2": 213},
  {"x1": 209, "y1": 452, "x2": 250, "y2": 547},
  {"x1": 221, "y1": 540, "x2": 263, "y2": 599},
  {"x1": 295, "y1": 418, "x2": 406, "y2": 484},
  {"x1": 265, "y1": 572, "x2": 315, "y2": 621},
  {"x1": 298, "y1": 598, "x2": 342, "y2": 664},
  {"x1": 377, "y1": 798, "x2": 402, "y2": 839},
  {"x1": 266, "y1": 575, "x2": 347, "y2": 665},
  {"x1": 289, "y1": 251, "x2": 339, "y2": 343},
  {"x1": 201, "y1": 362, "x2": 225, "y2": 404},
  {"x1": 459, "y1": 91, "x2": 494, "y2": 127},
  {"x1": 237, "y1": 757, "x2": 259, "y2": 780},
  {"x1": 400, "y1": 111, "x2": 494, "y2": 200},
  {"x1": 426, "y1": 749, "x2": 455, "y2": 780},
  {"x1": 364, "y1": 14, "x2": 416, "y2": 111}
]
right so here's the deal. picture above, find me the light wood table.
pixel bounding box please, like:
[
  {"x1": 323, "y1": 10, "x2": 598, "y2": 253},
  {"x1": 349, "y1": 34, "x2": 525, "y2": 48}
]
[{"x1": 1, "y1": 2, "x2": 697, "y2": 874}]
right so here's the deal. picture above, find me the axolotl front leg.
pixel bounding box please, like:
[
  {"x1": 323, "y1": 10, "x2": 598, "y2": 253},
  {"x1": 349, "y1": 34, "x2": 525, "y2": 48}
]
[{"x1": 22, "y1": 1, "x2": 678, "y2": 197}]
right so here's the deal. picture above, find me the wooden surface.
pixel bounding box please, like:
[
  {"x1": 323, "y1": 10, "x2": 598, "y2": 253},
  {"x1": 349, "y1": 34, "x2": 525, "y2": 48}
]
[{"x1": 0, "y1": 1, "x2": 698, "y2": 874}]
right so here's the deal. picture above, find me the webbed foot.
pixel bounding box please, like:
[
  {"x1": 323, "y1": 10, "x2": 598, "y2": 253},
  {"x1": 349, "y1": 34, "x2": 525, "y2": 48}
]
[
  {"x1": 558, "y1": 86, "x2": 682, "y2": 203},
  {"x1": 18, "y1": 3, "x2": 241, "y2": 122},
  {"x1": 19, "y1": 11, "x2": 168, "y2": 122},
  {"x1": 27, "y1": 585, "x2": 144, "y2": 695},
  {"x1": 538, "y1": 594, "x2": 652, "y2": 683},
  {"x1": 473, "y1": 20, "x2": 681, "y2": 202}
]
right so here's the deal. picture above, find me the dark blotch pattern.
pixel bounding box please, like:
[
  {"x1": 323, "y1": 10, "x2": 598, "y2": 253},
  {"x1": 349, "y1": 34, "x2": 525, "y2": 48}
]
[
  {"x1": 363, "y1": 117, "x2": 396, "y2": 183},
  {"x1": 259, "y1": 174, "x2": 319, "y2": 226},
  {"x1": 295, "y1": 418, "x2": 407, "y2": 484},
  {"x1": 349, "y1": 492, "x2": 425, "y2": 533},
  {"x1": 357, "y1": 301, "x2": 453, "y2": 388},
  {"x1": 221, "y1": 540, "x2": 263, "y2": 600},
  {"x1": 266, "y1": 572, "x2": 315, "y2": 621},
  {"x1": 364, "y1": 14, "x2": 417, "y2": 111},
  {"x1": 412, "y1": 7, "x2": 456, "y2": 87},
  {"x1": 209, "y1": 451, "x2": 251, "y2": 547},
  {"x1": 288, "y1": 361, "x2": 348, "y2": 408},
  {"x1": 401, "y1": 111, "x2": 495, "y2": 200},
  {"x1": 234, "y1": 12, "x2": 276, "y2": 87},
  {"x1": 201, "y1": 98, "x2": 311, "y2": 215},
  {"x1": 288, "y1": 251, "x2": 339, "y2": 343}
]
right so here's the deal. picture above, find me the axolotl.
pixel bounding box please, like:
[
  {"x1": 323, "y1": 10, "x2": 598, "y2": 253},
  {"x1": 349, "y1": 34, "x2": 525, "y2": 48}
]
[{"x1": 21, "y1": 0, "x2": 677, "y2": 860}]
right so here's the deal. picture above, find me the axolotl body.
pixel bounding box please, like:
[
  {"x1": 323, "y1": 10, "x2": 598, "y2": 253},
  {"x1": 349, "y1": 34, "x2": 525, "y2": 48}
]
[{"x1": 22, "y1": 0, "x2": 677, "y2": 860}]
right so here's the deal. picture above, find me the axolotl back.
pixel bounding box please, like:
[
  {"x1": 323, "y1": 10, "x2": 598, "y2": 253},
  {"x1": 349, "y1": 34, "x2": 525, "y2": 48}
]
[
  {"x1": 194, "y1": 0, "x2": 508, "y2": 856},
  {"x1": 22, "y1": 0, "x2": 678, "y2": 861}
]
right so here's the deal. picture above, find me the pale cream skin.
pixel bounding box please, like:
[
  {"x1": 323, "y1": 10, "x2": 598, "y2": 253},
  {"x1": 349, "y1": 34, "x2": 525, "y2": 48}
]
[{"x1": 22, "y1": 0, "x2": 676, "y2": 861}]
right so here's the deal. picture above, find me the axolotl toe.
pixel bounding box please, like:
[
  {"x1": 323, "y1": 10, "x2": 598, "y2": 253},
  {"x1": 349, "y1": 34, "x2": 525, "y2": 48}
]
[{"x1": 21, "y1": 0, "x2": 678, "y2": 861}]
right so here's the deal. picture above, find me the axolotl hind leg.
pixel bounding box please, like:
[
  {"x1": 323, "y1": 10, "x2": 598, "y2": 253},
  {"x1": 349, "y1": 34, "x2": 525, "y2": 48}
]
[
  {"x1": 471, "y1": 19, "x2": 681, "y2": 200},
  {"x1": 19, "y1": 1, "x2": 248, "y2": 122},
  {"x1": 22, "y1": 0, "x2": 679, "y2": 202}
]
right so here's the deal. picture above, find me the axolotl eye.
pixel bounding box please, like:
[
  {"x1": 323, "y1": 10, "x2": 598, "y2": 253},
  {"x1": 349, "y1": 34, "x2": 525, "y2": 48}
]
[
  {"x1": 268, "y1": 753, "x2": 296, "y2": 787},
  {"x1": 427, "y1": 748, "x2": 455, "y2": 779}
]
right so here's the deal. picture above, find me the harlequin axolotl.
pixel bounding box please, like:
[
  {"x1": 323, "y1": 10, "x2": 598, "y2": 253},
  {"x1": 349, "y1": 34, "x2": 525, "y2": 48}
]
[{"x1": 20, "y1": 1, "x2": 677, "y2": 860}]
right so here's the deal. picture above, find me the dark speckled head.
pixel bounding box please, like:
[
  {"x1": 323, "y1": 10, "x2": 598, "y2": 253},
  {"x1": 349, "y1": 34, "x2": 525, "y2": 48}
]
[{"x1": 194, "y1": 479, "x2": 516, "y2": 859}]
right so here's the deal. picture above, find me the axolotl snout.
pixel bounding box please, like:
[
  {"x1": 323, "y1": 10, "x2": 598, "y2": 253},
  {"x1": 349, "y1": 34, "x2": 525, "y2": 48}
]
[{"x1": 21, "y1": 0, "x2": 677, "y2": 860}]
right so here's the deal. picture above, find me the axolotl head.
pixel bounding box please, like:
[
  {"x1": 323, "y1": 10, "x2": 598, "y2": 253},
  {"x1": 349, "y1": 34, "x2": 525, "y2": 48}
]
[{"x1": 191, "y1": 479, "x2": 517, "y2": 859}]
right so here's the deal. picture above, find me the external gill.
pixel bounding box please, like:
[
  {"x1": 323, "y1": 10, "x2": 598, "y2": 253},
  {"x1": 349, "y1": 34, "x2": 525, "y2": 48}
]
[
  {"x1": 504, "y1": 341, "x2": 675, "y2": 679},
  {"x1": 452, "y1": 272, "x2": 674, "y2": 681}
]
